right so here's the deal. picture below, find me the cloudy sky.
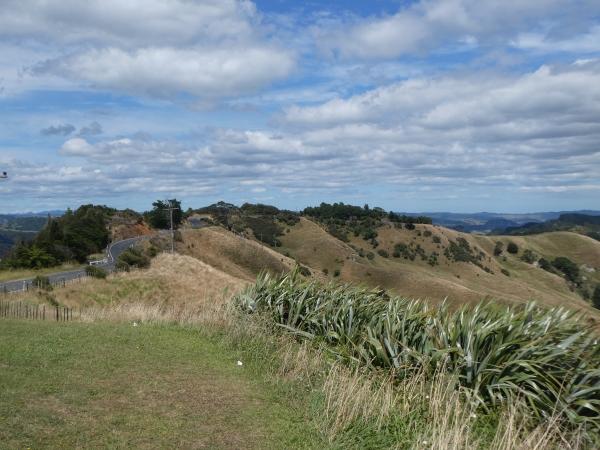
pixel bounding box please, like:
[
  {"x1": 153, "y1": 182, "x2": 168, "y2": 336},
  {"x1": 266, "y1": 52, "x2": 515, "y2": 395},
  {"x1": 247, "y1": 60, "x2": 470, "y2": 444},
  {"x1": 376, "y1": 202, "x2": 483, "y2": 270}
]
[{"x1": 1, "y1": 0, "x2": 599, "y2": 213}]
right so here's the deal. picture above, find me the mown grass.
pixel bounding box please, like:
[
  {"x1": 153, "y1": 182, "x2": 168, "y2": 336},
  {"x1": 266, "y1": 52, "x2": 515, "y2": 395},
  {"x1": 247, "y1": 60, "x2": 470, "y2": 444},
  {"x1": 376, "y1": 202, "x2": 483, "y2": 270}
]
[{"x1": 0, "y1": 320, "x2": 327, "y2": 449}]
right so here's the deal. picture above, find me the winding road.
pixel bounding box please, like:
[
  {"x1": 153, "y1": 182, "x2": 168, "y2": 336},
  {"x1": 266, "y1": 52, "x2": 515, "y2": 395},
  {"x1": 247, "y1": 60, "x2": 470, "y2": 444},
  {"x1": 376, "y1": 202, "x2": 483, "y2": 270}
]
[{"x1": 0, "y1": 235, "x2": 149, "y2": 294}]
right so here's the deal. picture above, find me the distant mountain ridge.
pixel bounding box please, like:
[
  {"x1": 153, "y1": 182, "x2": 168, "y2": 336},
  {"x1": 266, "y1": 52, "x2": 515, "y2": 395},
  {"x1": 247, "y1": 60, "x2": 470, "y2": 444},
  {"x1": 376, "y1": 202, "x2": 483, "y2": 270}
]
[
  {"x1": 498, "y1": 213, "x2": 600, "y2": 237},
  {"x1": 400, "y1": 210, "x2": 600, "y2": 233}
]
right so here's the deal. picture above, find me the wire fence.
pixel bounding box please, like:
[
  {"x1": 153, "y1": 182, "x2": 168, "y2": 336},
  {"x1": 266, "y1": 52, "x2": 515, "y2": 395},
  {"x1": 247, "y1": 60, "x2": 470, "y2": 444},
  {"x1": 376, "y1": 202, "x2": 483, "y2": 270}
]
[{"x1": 0, "y1": 299, "x2": 74, "y2": 321}]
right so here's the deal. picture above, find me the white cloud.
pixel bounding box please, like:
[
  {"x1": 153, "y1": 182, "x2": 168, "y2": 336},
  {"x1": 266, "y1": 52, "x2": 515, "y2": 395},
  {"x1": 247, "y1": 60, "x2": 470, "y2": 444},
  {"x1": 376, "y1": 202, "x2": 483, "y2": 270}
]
[
  {"x1": 318, "y1": 0, "x2": 600, "y2": 59},
  {"x1": 512, "y1": 26, "x2": 600, "y2": 54},
  {"x1": 2, "y1": 0, "x2": 294, "y2": 99},
  {"x1": 0, "y1": 0, "x2": 257, "y2": 46},
  {"x1": 37, "y1": 46, "x2": 294, "y2": 98}
]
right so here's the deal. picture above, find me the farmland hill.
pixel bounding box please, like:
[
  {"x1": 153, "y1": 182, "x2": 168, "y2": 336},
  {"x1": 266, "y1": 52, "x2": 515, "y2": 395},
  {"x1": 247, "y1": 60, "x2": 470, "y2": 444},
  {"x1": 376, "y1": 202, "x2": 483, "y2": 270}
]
[{"x1": 181, "y1": 202, "x2": 600, "y2": 315}]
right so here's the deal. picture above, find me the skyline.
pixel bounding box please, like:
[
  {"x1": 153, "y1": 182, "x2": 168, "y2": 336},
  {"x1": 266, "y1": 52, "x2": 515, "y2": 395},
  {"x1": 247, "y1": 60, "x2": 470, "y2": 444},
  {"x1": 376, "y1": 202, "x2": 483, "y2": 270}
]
[{"x1": 1, "y1": 0, "x2": 600, "y2": 214}]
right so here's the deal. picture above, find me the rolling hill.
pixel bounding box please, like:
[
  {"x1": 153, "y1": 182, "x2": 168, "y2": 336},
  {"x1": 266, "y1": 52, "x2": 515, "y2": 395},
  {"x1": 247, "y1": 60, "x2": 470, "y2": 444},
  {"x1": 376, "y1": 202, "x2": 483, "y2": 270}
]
[{"x1": 178, "y1": 206, "x2": 600, "y2": 317}]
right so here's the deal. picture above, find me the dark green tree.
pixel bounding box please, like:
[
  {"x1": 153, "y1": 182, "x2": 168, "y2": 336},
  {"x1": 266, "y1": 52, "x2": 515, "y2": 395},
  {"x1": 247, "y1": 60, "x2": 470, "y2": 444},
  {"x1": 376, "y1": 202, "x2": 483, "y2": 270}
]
[
  {"x1": 146, "y1": 199, "x2": 182, "y2": 230},
  {"x1": 552, "y1": 257, "x2": 580, "y2": 284},
  {"x1": 506, "y1": 242, "x2": 519, "y2": 254}
]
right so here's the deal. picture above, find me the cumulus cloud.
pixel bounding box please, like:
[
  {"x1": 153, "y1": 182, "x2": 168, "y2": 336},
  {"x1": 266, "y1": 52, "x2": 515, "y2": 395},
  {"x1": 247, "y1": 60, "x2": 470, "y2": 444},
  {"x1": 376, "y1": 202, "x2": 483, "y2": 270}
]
[
  {"x1": 40, "y1": 123, "x2": 75, "y2": 136},
  {"x1": 34, "y1": 46, "x2": 294, "y2": 99},
  {"x1": 318, "y1": 0, "x2": 600, "y2": 59},
  {"x1": 3, "y1": 0, "x2": 294, "y2": 100},
  {"x1": 0, "y1": 0, "x2": 257, "y2": 46}
]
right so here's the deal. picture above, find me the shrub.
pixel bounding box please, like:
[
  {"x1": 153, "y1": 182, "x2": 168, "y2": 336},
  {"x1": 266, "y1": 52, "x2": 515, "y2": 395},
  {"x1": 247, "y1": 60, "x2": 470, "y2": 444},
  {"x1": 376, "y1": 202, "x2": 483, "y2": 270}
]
[
  {"x1": 333, "y1": 269, "x2": 341, "y2": 277},
  {"x1": 501, "y1": 268, "x2": 510, "y2": 277},
  {"x1": 85, "y1": 265, "x2": 108, "y2": 279},
  {"x1": 427, "y1": 252, "x2": 439, "y2": 266},
  {"x1": 520, "y1": 249, "x2": 537, "y2": 264},
  {"x1": 116, "y1": 247, "x2": 150, "y2": 271},
  {"x1": 506, "y1": 242, "x2": 519, "y2": 254},
  {"x1": 32, "y1": 275, "x2": 52, "y2": 291},
  {"x1": 366, "y1": 252, "x2": 375, "y2": 260},
  {"x1": 552, "y1": 257, "x2": 580, "y2": 284},
  {"x1": 432, "y1": 235, "x2": 441, "y2": 244},
  {"x1": 404, "y1": 222, "x2": 416, "y2": 230},
  {"x1": 362, "y1": 228, "x2": 378, "y2": 241},
  {"x1": 494, "y1": 241, "x2": 504, "y2": 256},
  {"x1": 538, "y1": 258, "x2": 554, "y2": 272},
  {"x1": 393, "y1": 243, "x2": 414, "y2": 260},
  {"x1": 237, "y1": 271, "x2": 600, "y2": 437},
  {"x1": 377, "y1": 249, "x2": 389, "y2": 258},
  {"x1": 322, "y1": 268, "x2": 329, "y2": 275},
  {"x1": 423, "y1": 230, "x2": 432, "y2": 237}
]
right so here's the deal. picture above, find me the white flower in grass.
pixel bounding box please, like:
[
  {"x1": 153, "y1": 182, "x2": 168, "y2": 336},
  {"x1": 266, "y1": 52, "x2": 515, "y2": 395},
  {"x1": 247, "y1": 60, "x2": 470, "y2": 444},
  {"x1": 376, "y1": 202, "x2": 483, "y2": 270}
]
[
  {"x1": 237, "y1": 360, "x2": 243, "y2": 366},
  {"x1": 133, "y1": 322, "x2": 138, "y2": 327}
]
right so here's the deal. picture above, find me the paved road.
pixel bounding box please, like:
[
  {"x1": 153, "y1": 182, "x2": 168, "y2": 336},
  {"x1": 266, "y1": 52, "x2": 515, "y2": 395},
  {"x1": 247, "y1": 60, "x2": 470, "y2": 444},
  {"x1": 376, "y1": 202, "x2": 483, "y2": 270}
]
[{"x1": 0, "y1": 235, "x2": 149, "y2": 294}]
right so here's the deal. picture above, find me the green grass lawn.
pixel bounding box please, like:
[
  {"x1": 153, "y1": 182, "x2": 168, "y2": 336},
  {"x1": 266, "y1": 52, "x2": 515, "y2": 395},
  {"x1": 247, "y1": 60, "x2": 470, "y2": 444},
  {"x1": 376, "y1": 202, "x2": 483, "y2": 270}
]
[{"x1": 0, "y1": 320, "x2": 326, "y2": 449}]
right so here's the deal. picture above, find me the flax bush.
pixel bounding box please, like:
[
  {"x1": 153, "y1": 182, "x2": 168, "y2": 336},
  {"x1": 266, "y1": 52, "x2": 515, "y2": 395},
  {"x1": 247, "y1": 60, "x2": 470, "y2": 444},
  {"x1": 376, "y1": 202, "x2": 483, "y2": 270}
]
[{"x1": 235, "y1": 270, "x2": 600, "y2": 438}]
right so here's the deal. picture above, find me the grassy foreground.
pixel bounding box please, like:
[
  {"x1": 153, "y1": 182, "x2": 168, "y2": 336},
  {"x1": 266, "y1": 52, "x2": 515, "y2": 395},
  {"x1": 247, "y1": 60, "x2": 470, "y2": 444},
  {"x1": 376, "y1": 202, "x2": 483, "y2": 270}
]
[
  {"x1": 0, "y1": 320, "x2": 325, "y2": 449},
  {"x1": 4, "y1": 253, "x2": 598, "y2": 448}
]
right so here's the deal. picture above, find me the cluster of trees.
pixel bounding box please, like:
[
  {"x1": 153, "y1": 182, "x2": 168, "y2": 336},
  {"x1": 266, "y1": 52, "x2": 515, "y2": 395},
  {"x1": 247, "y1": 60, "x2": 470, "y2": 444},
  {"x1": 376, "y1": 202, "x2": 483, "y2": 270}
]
[
  {"x1": 303, "y1": 203, "x2": 432, "y2": 247},
  {"x1": 303, "y1": 202, "x2": 432, "y2": 224},
  {"x1": 144, "y1": 199, "x2": 182, "y2": 230},
  {"x1": 192, "y1": 202, "x2": 299, "y2": 246},
  {"x1": 1, "y1": 205, "x2": 114, "y2": 269}
]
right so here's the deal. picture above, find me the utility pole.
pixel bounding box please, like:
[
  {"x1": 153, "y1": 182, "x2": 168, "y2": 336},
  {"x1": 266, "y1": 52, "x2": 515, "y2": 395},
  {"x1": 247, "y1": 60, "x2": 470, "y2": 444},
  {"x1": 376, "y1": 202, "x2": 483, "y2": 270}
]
[{"x1": 163, "y1": 200, "x2": 180, "y2": 254}]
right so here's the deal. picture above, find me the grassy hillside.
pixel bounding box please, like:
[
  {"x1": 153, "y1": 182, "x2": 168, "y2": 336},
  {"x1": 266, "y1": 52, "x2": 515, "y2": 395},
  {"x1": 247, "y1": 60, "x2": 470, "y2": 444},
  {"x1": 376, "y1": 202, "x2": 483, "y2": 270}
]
[
  {"x1": 179, "y1": 227, "x2": 296, "y2": 281},
  {"x1": 274, "y1": 218, "x2": 599, "y2": 313}
]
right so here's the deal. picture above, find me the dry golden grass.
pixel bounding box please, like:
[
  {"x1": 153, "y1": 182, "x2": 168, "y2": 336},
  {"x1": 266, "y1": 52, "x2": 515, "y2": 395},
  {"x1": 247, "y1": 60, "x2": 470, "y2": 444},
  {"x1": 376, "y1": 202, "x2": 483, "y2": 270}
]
[
  {"x1": 269, "y1": 336, "x2": 583, "y2": 449},
  {"x1": 278, "y1": 218, "x2": 600, "y2": 315},
  {"x1": 180, "y1": 227, "x2": 296, "y2": 281},
  {"x1": 10, "y1": 253, "x2": 247, "y2": 316}
]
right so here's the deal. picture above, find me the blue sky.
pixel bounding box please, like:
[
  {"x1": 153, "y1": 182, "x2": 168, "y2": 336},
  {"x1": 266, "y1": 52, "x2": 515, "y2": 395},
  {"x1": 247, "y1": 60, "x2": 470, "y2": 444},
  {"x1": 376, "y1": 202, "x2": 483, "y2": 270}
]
[{"x1": 1, "y1": 0, "x2": 599, "y2": 213}]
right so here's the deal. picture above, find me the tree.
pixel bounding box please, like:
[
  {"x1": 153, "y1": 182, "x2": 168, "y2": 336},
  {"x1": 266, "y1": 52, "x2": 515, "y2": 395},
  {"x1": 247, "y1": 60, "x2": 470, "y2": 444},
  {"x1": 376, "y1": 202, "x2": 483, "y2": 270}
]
[
  {"x1": 146, "y1": 199, "x2": 182, "y2": 230},
  {"x1": 552, "y1": 257, "x2": 580, "y2": 284},
  {"x1": 493, "y1": 241, "x2": 504, "y2": 256},
  {"x1": 506, "y1": 242, "x2": 519, "y2": 254},
  {"x1": 592, "y1": 285, "x2": 600, "y2": 310}
]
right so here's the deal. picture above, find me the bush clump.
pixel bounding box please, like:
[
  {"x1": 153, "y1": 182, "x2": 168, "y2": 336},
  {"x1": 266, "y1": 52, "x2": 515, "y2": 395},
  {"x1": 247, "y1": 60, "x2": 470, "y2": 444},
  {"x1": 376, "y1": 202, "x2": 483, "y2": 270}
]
[
  {"x1": 506, "y1": 242, "x2": 519, "y2": 254},
  {"x1": 236, "y1": 271, "x2": 600, "y2": 439},
  {"x1": 116, "y1": 247, "x2": 150, "y2": 271},
  {"x1": 552, "y1": 256, "x2": 580, "y2": 285},
  {"x1": 520, "y1": 249, "x2": 537, "y2": 264},
  {"x1": 32, "y1": 275, "x2": 52, "y2": 291},
  {"x1": 85, "y1": 265, "x2": 108, "y2": 279},
  {"x1": 377, "y1": 249, "x2": 389, "y2": 258}
]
